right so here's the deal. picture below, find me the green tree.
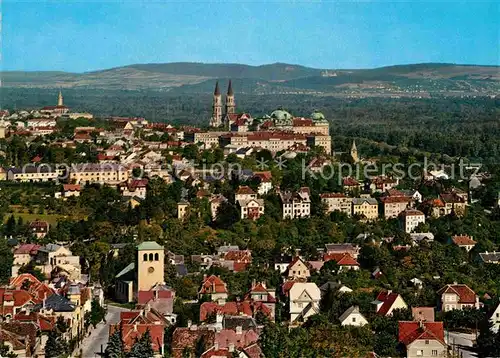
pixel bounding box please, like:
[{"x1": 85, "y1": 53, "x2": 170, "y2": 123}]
[
  {"x1": 104, "y1": 326, "x2": 125, "y2": 358},
  {"x1": 128, "y1": 329, "x2": 154, "y2": 358},
  {"x1": 44, "y1": 330, "x2": 69, "y2": 358}
]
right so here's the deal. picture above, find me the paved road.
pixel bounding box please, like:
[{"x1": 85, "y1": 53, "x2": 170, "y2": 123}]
[
  {"x1": 78, "y1": 305, "x2": 130, "y2": 358},
  {"x1": 446, "y1": 331, "x2": 478, "y2": 358}
]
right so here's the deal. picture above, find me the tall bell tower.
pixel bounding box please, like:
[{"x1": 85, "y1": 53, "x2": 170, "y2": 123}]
[
  {"x1": 225, "y1": 80, "x2": 235, "y2": 116},
  {"x1": 57, "y1": 90, "x2": 64, "y2": 106},
  {"x1": 137, "y1": 241, "x2": 164, "y2": 292},
  {"x1": 210, "y1": 81, "x2": 223, "y2": 127}
]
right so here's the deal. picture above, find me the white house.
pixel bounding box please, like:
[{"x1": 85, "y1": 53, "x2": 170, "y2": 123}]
[
  {"x1": 399, "y1": 209, "x2": 425, "y2": 233},
  {"x1": 289, "y1": 282, "x2": 321, "y2": 326},
  {"x1": 490, "y1": 303, "x2": 500, "y2": 333},
  {"x1": 339, "y1": 306, "x2": 368, "y2": 327}
]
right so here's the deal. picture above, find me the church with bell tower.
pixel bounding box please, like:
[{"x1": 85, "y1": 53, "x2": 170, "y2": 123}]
[{"x1": 209, "y1": 80, "x2": 235, "y2": 128}]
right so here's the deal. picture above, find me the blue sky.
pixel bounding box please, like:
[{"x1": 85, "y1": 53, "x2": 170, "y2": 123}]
[{"x1": 3, "y1": 1, "x2": 499, "y2": 72}]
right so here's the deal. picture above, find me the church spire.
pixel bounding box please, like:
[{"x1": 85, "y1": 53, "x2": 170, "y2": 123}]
[
  {"x1": 214, "y1": 81, "x2": 221, "y2": 96},
  {"x1": 57, "y1": 90, "x2": 64, "y2": 106},
  {"x1": 227, "y1": 80, "x2": 233, "y2": 96},
  {"x1": 350, "y1": 140, "x2": 359, "y2": 163}
]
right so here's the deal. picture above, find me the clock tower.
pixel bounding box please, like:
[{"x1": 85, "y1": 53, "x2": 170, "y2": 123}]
[{"x1": 137, "y1": 241, "x2": 165, "y2": 292}]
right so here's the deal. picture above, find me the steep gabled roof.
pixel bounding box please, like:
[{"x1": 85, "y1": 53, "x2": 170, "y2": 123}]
[
  {"x1": 437, "y1": 284, "x2": 477, "y2": 304},
  {"x1": 398, "y1": 321, "x2": 445, "y2": 346},
  {"x1": 374, "y1": 291, "x2": 404, "y2": 316}
]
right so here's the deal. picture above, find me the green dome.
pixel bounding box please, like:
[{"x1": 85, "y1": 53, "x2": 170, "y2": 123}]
[
  {"x1": 311, "y1": 111, "x2": 326, "y2": 121},
  {"x1": 270, "y1": 109, "x2": 294, "y2": 126}
]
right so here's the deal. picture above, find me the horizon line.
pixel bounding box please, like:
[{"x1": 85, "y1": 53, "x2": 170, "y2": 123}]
[{"x1": 2, "y1": 61, "x2": 499, "y2": 75}]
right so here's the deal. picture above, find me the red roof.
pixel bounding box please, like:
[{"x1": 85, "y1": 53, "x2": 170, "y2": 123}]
[
  {"x1": 199, "y1": 275, "x2": 228, "y2": 295},
  {"x1": 63, "y1": 184, "x2": 81, "y2": 191},
  {"x1": 13, "y1": 244, "x2": 41, "y2": 255},
  {"x1": 380, "y1": 196, "x2": 412, "y2": 204},
  {"x1": 224, "y1": 250, "x2": 252, "y2": 263},
  {"x1": 31, "y1": 155, "x2": 43, "y2": 163},
  {"x1": 398, "y1": 321, "x2": 445, "y2": 346},
  {"x1": 236, "y1": 186, "x2": 256, "y2": 195},
  {"x1": 451, "y1": 236, "x2": 477, "y2": 246},
  {"x1": 375, "y1": 291, "x2": 403, "y2": 316},
  {"x1": 343, "y1": 177, "x2": 360, "y2": 186},
  {"x1": 253, "y1": 171, "x2": 272, "y2": 182},
  {"x1": 111, "y1": 323, "x2": 164, "y2": 353},
  {"x1": 323, "y1": 253, "x2": 359, "y2": 266},
  {"x1": 437, "y1": 284, "x2": 477, "y2": 304}
]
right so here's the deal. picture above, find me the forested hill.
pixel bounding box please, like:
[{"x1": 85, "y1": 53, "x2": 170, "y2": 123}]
[{"x1": 2, "y1": 62, "x2": 499, "y2": 95}]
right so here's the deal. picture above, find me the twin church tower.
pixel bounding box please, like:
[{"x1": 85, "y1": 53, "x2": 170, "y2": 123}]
[{"x1": 209, "y1": 80, "x2": 235, "y2": 128}]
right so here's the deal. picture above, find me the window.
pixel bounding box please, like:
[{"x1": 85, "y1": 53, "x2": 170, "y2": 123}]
[
  {"x1": 432, "y1": 350, "x2": 438, "y2": 356},
  {"x1": 417, "y1": 350, "x2": 423, "y2": 356},
  {"x1": 425, "y1": 340, "x2": 429, "y2": 345},
  {"x1": 149, "y1": 253, "x2": 154, "y2": 261},
  {"x1": 352, "y1": 317, "x2": 356, "y2": 322},
  {"x1": 154, "y1": 253, "x2": 159, "y2": 261},
  {"x1": 143, "y1": 254, "x2": 147, "y2": 261}
]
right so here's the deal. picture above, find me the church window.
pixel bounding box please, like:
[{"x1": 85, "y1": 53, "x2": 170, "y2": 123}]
[
  {"x1": 149, "y1": 253, "x2": 153, "y2": 261},
  {"x1": 143, "y1": 253, "x2": 147, "y2": 261},
  {"x1": 155, "y1": 253, "x2": 159, "y2": 261}
]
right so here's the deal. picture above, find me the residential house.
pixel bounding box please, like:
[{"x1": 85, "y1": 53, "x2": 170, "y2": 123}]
[
  {"x1": 380, "y1": 196, "x2": 412, "y2": 219},
  {"x1": 439, "y1": 193, "x2": 466, "y2": 217},
  {"x1": 412, "y1": 307, "x2": 435, "y2": 322},
  {"x1": 369, "y1": 176, "x2": 398, "y2": 193},
  {"x1": 320, "y1": 193, "x2": 352, "y2": 215},
  {"x1": 289, "y1": 282, "x2": 321, "y2": 326},
  {"x1": 55, "y1": 184, "x2": 81, "y2": 199},
  {"x1": 409, "y1": 233, "x2": 435, "y2": 244},
  {"x1": 11, "y1": 244, "x2": 41, "y2": 276},
  {"x1": 279, "y1": 187, "x2": 311, "y2": 219},
  {"x1": 398, "y1": 321, "x2": 447, "y2": 358},
  {"x1": 237, "y1": 198, "x2": 265, "y2": 220},
  {"x1": 352, "y1": 198, "x2": 378, "y2": 220},
  {"x1": 209, "y1": 194, "x2": 227, "y2": 221},
  {"x1": 35, "y1": 244, "x2": 81, "y2": 280},
  {"x1": 119, "y1": 179, "x2": 148, "y2": 199},
  {"x1": 109, "y1": 309, "x2": 167, "y2": 357},
  {"x1": 490, "y1": 303, "x2": 500, "y2": 333},
  {"x1": 34, "y1": 293, "x2": 82, "y2": 340},
  {"x1": 437, "y1": 284, "x2": 480, "y2": 311},
  {"x1": 199, "y1": 275, "x2": 229, "y2": 304},
  {"x1": 29, "y1": 220, "x2": 49, "y2": 239},
  {"x1": 319, "y1": 281, "x2": 353, "y2": 295},
  {"x1": 342, "y1": 177, "x2": 362, "y2": 193},
  {"x1": 285, "y1": 257, "x2": 310, "y2": 281},
  {"x1": 177, "y1": 200, "x2": 190, "y2": 220},
  {"x1": 324, "y1": 243, "x2": 360, "y2": 259},
  {"x1": 252, "y1": 171, "x2": 273, "y2": 195},
  {"x1": 372, "y1": 291, "x2": 408, "y2": 316},
  {"x1": 219, "y1": 250, "x2": 252, "y2": 272},
  {"x1": 399, "y1": 209, "x2": 426, "y2": 233},
  {"x1": 451, "y1": 235, "x2": 477, "y2": 252},
  {"x1": 322, "y1": 253, "x2": 360, "y2": 271},
  {"x1": 235, "y1": 186, "x2": 258, "y2": 202},
  {"x1": 339, "y1": 306, "x2": 368, "y2": 327},
  {"x1": 479, "y1": 251, "x2": 500, "y2": 264}
]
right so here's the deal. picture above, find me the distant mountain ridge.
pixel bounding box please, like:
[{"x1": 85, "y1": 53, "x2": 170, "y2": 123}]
[{"x1": 2, "y1": 62, "x2": 499, "y2": 95}]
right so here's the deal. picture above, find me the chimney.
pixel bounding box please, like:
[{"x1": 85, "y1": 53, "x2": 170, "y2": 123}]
[
  {"x1": 187, "y1": 319, "x2": 192, "y2": 328},
  {"x1": 228, "y1": 343, "x2": 235, "y2": 352},
  {"x1": 236, "y1": 325, "x2": 242, "y2": 335},
  {"x1": 387, "y1": 290, "x2": 392, "y2": 296},
  {"x1": 214, "y1": 342, "x2": 219, "y2": 351},
  {"x1": 216, "y1": 312, "x2": 223, "y2": 324}
]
